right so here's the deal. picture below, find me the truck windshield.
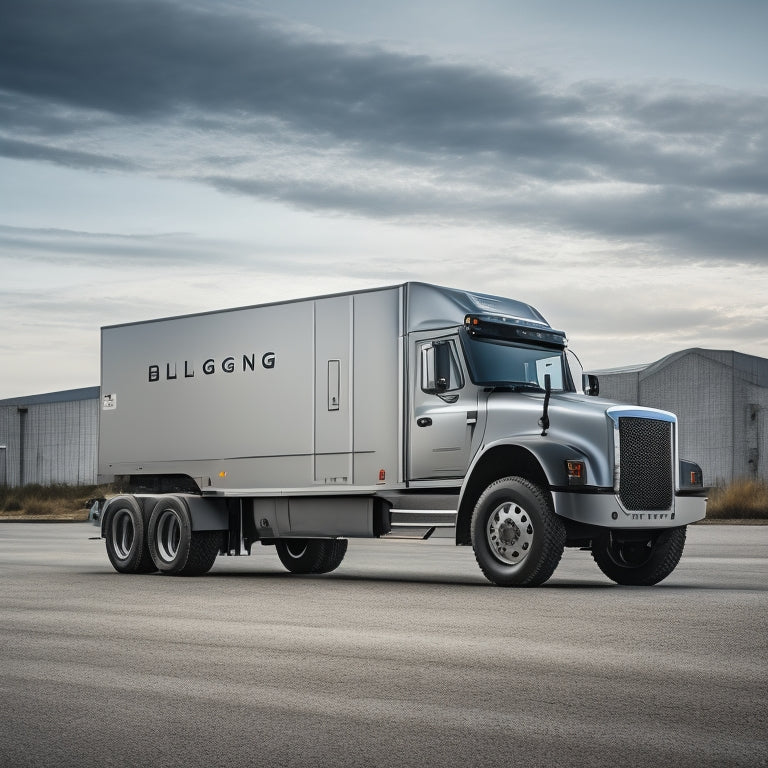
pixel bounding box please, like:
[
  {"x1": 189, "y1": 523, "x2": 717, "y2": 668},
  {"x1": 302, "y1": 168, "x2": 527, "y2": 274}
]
[{"x1": 461, "y1": 332, "x2": 571, "y2": 391}]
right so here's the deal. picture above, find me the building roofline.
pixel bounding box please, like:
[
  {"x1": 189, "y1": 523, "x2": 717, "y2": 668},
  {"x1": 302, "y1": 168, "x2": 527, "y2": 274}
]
[
  {"x1": 590, "y1": 348, "x2": 768, "y2": 383},
  {"x1": 588, "y1": 363, "x2": 648, "y2": 375},
  {"x1": 0, "y1": 386, "x2": 100, "y2": 407}
]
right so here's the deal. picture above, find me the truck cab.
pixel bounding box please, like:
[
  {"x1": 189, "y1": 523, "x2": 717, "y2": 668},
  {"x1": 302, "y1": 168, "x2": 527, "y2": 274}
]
[{"x1": 405, "y1": 294, "x2": 706, "y2": 585}]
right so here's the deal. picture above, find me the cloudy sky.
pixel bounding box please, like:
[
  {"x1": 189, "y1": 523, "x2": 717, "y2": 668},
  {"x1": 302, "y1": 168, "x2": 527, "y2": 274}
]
[{"x1": 1, "y1": 0, "x2": 767, "y2": 398}]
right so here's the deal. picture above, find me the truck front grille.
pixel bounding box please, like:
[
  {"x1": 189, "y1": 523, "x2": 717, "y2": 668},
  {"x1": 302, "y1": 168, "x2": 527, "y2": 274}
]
[{"x1": 618, "y1": 417, "x2": 673, "y2": 511}]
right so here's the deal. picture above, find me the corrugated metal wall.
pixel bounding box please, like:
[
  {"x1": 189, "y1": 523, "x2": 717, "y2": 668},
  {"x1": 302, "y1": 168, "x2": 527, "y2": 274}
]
[
  {"x1": 640, "y1": 352, "x2": 733, "y2": 484},
  {"x1": 740, "y1": 382, "x2": 768, "y2": 483},
  {"x1": 0, "y1": 407, "x2": 17, "y2": 485},
  {"x1": 0, "y1": 390, "x2": 99, "y2": 487},
  {"x1": 598, "y1": 370, "x2": 640, "y2": 404}
]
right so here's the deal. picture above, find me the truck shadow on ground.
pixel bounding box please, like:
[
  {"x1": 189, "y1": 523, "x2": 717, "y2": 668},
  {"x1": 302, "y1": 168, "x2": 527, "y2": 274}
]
[
  {"x1": 199, "y1": 568, "x2": 617, "y2": 589},
  {"x1": 175, "y1": 567, "x2": 768, "y2": 590},
  {"x1": 85, "y1": 569, "x2": 765, "y2": 590}
]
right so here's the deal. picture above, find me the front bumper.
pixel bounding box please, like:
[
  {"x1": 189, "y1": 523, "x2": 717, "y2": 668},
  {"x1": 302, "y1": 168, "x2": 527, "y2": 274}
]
[{"x1": 552, "y1": 490, "x2": 706, "y2": 528}]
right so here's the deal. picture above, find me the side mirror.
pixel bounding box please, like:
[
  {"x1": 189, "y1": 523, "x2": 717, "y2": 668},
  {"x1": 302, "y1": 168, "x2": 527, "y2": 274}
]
[
  {"x1": 434, "y1": 342, "x2": 451, "y2": 391},
  {"x1": 421, "y1": 341, "x2": 452, "y2": 393},
  {"x1": 583, "y1": 374, "x2": 600, "y2": 397}
]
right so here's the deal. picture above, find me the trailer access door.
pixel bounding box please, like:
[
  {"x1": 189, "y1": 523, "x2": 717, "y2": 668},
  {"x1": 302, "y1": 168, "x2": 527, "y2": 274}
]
[{"x1": 314, "y1": 295, "x2": 353, "y2": 484}]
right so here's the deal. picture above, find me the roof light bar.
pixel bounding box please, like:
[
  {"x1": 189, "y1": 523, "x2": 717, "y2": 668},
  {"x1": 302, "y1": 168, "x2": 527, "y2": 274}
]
[{"x1": 464, "y1": 314, "x2": 567, "y2": 349}]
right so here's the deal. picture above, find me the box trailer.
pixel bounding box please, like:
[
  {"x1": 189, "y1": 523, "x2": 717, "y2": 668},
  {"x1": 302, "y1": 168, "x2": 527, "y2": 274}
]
[{"x1": 97, "y1": 283, "x2": 706, "y2": 586}]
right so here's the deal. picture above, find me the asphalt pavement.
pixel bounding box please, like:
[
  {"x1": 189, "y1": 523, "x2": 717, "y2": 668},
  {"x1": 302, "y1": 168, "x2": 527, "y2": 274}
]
[{"x1": 1, "y1": 522, "x2": 766, "y2": 768}]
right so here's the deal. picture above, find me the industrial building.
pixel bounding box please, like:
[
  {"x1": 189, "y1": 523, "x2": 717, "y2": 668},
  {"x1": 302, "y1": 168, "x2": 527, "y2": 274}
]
[
  {"x1": 592, "y1": 348, "x2": 768, "y2": 486},
  {"x1": 0, "y1": 387, "x2": 99, "y2": 487},
  {"x1": 1, "y1": 347, "x2": 766, "y2": 488}
]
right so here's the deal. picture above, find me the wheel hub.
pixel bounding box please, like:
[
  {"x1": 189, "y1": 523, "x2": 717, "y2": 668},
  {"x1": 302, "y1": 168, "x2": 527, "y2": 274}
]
[
  {"x1": 111, "y1": 509, "x2": 135, "y2": 560},
  {"x1": 487, "y1": 502, "x2": 534, "y2": 566},
  {"x1": 155, "y1": 509, "x2": 181, "y2": 563}
]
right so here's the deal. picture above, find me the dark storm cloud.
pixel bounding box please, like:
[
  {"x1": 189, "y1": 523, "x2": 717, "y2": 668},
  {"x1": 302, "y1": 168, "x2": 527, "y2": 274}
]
[
  {"x1": 0, "y1": 90, "x2": 98, "y2": 136},
  {"x1": 0, "y1": 224, "x2": 353, "y2": 274},
  {"x1": 0, "y1": 0, "x2": 574, "y2": 138},
  {"x1": 526, "y1": 187, "x2": 768, "y2": 259},
  {"x1": 2, "y1": 0, "x2": 767, "y2": 261},
  {"x1": 0, "y1": 225, "x2": 222, "y2": 264},
  {"x1": 206, "y1": 175, "x2": 455, "y2": 219},
  {"x1": 0, "y1": 137, "x2": 136, "y2": 170}
]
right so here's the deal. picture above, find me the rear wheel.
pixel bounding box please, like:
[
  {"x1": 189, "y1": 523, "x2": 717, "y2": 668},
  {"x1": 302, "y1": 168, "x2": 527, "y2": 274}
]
[
  {"x1": 148, "y1": 497, "x2": 221, "y2": 576},
  {"x1": 471, "y1": 477, "x2": 566, "y2": 586},
  {"x1": 275, "y1": 538, "x2": 348, "y2": 574},
  {"x1": 105, "y1": 497, "x2": 155, "y2": 574},
  {"x1": 591, "y1": 526, "x2": 687, "y2": 585}
]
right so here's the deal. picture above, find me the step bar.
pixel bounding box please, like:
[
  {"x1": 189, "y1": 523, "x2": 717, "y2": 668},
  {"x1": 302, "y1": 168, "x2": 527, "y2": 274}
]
[{"x1": 386, "y1": 509, "x2": 457, "y2": 540}]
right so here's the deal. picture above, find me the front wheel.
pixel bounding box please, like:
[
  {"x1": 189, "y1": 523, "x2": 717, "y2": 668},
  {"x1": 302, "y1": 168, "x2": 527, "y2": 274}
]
[
  {"x1": 591, "y1": 526, "x2": 687, "y2": 586},
  {"x1": 471, "y1": 477, "x2": 566, "y2": 587},
  {"x1": 148, "y1": 497, "x2": 221, "y2": 576},
  {"x1": 275, "y1": 538, "x2": 348, "y2": 574}
]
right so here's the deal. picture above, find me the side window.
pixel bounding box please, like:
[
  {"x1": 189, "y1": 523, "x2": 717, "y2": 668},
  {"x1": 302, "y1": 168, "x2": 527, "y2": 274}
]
[
  {"x1": 421, "y1": 339, "x2": 464, "y2": 393},
  {"x1": 565, "y1": 349, "x2": 584, "y2": 393}
]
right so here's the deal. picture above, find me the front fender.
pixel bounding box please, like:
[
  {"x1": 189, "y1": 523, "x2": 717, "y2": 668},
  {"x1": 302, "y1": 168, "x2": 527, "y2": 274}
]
[
  {"x1": 462, "y1": 437, "x2": 599, "y2": 498},
  {"x1": 455, "y1": 438, "x2": 602, "y2": 545}
]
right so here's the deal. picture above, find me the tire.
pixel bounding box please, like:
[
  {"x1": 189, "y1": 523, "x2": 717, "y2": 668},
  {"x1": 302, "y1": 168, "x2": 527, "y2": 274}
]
[
  {"x1": 148, "y1": 496, "x2": 221, "y2": 576},
  {"x1": 471, "y1": 477, "x2": 566, "y2": 587},
  {"x1": 104, "y1": 497, "x2": 156, "y2": 574},
  {"x1": 275, "y1": 538, "x2": 348, "y2": 574},
  {"x1": 591, "y1": 526, "x2": 687, "y2": 586}
]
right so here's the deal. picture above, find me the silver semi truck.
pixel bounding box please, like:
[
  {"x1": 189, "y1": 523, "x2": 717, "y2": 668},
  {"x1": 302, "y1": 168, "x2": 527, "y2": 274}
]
[{"x1": 97, "y1": 282, "x2": 706, "y2": 586}]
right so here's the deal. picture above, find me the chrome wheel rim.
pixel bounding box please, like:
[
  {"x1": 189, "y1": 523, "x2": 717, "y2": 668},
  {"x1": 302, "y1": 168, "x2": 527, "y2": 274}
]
[
  {"x1": 284, "y1": 541, "x2": 308, "y2": 559},
  {"x1": 486, "y1": 502, "x2": 534, "y2": 566},
  {"x1": 111, "y1": 509, "x2": 135, "y2": 560},
  {"x1": 156, "y1": 509, "x2": 181, "y2": 563}
]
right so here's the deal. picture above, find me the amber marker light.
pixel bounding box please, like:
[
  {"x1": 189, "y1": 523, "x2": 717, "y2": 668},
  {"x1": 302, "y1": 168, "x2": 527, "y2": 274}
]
[{"x1": 566, "y1": 460, "x2": 586, "y2": 485}]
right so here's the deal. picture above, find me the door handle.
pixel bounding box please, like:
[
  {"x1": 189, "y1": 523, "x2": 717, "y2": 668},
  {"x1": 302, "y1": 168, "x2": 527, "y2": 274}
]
[
  {"x1": 417, "y1": 417, "x2": 432, "y2": 427},
  {"x1": 466, "y1": 411, "x2": 478, "y2": 425}
]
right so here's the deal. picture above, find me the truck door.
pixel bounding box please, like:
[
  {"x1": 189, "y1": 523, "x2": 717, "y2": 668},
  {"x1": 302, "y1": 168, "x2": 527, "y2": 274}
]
[{"x1": 408, "y1": 334, "x2": 479, "y2": 480}]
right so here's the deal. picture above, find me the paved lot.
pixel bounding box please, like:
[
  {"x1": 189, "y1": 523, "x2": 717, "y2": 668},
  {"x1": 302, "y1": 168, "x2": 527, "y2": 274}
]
[{"x1": 1, "y1": 522, "x2": 766, "y2": 768}]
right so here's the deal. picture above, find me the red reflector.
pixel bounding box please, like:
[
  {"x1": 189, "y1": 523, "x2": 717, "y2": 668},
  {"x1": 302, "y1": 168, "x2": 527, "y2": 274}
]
[{"x1": 379, "y1": 469, "x2": 386, "y2": 481}]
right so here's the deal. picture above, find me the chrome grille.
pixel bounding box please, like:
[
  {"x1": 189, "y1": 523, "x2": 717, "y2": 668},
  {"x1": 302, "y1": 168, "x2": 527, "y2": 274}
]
[{"x1": 618, "y1": 417, "x2": 673, "y2": 511}]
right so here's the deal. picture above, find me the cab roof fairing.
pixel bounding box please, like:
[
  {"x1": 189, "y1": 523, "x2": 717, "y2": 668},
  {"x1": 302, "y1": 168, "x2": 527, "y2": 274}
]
[{"x1": 404, "y1": 282, "x2": 552, "y2": 334}]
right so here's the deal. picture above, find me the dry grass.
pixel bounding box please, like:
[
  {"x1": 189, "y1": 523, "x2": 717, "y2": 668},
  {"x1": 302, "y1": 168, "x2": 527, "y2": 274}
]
[
  {"x1": 706, "y1": 478, "x2": 768, "y2": 520},
  {"x1": 0, "y1": 484, "x2": 113, "y2": 520}
]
